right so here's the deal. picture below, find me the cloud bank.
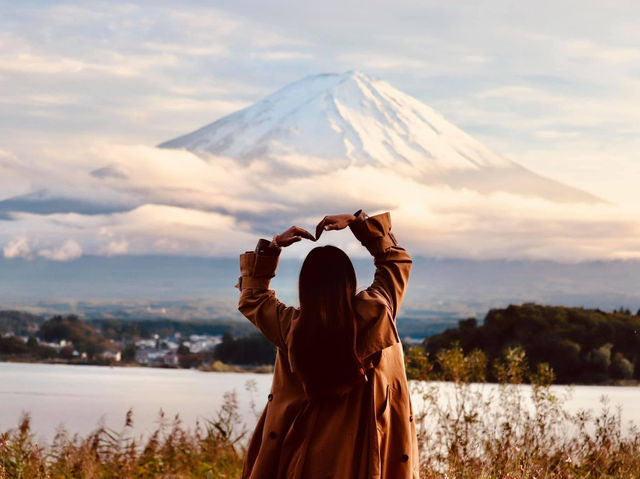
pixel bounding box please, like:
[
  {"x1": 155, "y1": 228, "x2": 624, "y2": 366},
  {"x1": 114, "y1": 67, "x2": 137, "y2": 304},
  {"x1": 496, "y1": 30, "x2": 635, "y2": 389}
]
[{"x1": 1, "y1": 144, "x2": 639, "y2": 261}]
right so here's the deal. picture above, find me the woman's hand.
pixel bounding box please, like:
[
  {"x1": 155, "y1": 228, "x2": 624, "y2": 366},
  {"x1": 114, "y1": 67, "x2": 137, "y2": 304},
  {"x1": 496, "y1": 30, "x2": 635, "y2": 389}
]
[
  {"x1": 272, "y1": 226, "x2": 315, "y2": 248},
  {"x1": 315, "y1": 214, "x2": 357, "y2": 238}
]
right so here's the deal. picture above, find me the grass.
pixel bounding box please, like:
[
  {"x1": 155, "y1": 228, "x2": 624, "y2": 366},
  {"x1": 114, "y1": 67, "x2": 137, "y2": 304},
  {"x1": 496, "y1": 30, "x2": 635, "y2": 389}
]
[
  {"x1": 199, "y1": 360, "x2": 273, "y2": 374},
  {"x1": 0, "y1": 392, "x2": 245, "y2": 479},
  {"x1": 412, "y1": 345, "x2": 640, "y2": 478},
  {"x1": 2, "y1": 346, "x2": 639, "y2": 478}
]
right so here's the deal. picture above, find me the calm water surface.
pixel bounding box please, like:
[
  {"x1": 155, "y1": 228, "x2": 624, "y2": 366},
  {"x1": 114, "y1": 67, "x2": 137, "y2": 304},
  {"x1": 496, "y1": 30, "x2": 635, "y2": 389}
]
[
  {"x1": 1, "y1": 362, "x2": 638, "y2": 444},
  {"x1": 0, "y1": 362, "x2": 272, "y2": 443}
]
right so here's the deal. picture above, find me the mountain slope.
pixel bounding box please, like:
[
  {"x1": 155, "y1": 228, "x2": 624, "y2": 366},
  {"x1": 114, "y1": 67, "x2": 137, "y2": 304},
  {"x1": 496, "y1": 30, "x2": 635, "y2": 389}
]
[{"x1": 160, "y1": 71, "x2": 600, "y2": 203}]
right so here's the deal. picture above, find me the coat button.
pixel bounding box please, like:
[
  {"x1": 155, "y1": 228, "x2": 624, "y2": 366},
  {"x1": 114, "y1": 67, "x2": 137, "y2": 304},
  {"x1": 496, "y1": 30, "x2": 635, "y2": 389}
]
[
  {"x1": 401, "y1": 454, "x2": 409, "y2": 462},
  {"x1": 269, "y1": 431, "x2": 277, "y2": 439},
  {"x1": 409, "y1": 415, "x2": 413, "y2": 422},
  {"x1": 268, "y1": 393, "x2": 273, "y2": 401}
]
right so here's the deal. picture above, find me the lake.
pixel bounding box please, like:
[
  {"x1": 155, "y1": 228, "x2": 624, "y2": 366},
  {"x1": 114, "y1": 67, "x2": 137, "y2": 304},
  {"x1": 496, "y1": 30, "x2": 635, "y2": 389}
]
[{"x1": 1, "y1": 362, "x2": 638, "y2": 444}]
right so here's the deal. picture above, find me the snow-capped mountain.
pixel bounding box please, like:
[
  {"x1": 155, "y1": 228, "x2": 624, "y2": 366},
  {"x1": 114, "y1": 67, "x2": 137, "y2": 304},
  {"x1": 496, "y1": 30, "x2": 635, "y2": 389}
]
[{"x1": 160, "y1": 70, "x2": 599, "y2": 203}]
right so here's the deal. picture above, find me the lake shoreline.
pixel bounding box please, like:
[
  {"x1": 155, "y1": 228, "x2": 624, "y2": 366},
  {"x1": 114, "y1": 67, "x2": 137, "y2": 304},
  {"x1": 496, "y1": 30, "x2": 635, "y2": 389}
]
[
  {"x1": 2, "y1": 357, "x2": 636, "y2": 385},
  {"x1": 0, "y1": 357, "x2": 274, "y2": 374}
]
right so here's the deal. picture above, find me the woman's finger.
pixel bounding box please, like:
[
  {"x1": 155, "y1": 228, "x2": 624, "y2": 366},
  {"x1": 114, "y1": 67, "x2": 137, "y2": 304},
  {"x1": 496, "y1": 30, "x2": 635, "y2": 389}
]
[
  {"x1": 314, "y1": 218, "x2": 327, "y2": 240},
  {"x1": 282, "y1": 235, "x2": 301, "y2": 244},
  {"x1": 294, "y1": 226, "x2": 315, "y2": 240}
]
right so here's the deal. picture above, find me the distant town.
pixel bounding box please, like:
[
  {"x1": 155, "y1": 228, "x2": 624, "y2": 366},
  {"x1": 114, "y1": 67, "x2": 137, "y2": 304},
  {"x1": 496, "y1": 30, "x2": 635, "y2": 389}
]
[{"x1": 0, "y1": 310, "x2": 275, "y2": 371}]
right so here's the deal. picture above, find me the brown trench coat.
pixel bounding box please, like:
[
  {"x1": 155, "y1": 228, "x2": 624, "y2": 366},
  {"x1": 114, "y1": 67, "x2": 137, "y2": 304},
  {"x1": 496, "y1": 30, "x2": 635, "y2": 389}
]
[{"x1": 236, "y1": 211, "x2": 418, "y2": 479}]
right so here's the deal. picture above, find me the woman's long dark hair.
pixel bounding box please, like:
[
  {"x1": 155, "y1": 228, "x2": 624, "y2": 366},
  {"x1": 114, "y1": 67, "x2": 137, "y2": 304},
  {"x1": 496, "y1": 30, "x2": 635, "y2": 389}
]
[{"x1": 290, "y1": 245, "x2": 364, "y2": 400}]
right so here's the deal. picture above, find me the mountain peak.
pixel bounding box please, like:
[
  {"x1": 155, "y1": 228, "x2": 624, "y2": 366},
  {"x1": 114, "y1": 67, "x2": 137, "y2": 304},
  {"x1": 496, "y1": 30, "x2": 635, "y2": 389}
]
[
  {"x1": 292, "y1": 69, "x2": 375, "y2": 88},
  {"x1": 159, "y1": 71, "x2": 600, "y2": 203}
]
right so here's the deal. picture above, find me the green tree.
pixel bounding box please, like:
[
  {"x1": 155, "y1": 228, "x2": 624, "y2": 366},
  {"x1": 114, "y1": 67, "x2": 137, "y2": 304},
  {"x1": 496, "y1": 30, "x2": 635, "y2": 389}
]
[
  {"x1": 213, "y1": 332, "x2": 276, "y2": 365},
  {"x1": 404, "y1": 346, "x2": 433, "y2": 380},
  {"x1": 436, "y1": 343, "x2": 488, "y2": 383},
  {"x1": 38, "y1": 315, "x2": 105, "y2": 357},
  {"x1": 423, "y1": 303, "x2": 640, "y2": 384},
  {"x1": 0, "y1": 335, "x2": 28, "y2": 355},
  {"x1": 587, "y1": 343, "x2": 612, "y2": 375},
  {"x1": 60, "y1": 344, "x2": 74, "y2": 360},
  {"x1": 610, "y1": 352, "x2": 634, "y2": 379},
  {"x1": 26, "y1": 335, "x2": 38, "y2": 350},
  {"x1": 122, "y1": 343, "x2": 137, "y2": 363},
  {"x1": 494, "y1": 346, "x2": 528, "y2": 384}
]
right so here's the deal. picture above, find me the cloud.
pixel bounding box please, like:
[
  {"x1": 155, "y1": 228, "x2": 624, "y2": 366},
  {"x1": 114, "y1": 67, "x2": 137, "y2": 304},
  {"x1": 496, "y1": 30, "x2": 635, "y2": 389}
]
[
  {"x1": 0, "y1": 144, "x2": 639, "y2": 261},
  {"x1": 3, "y1": 236, "x2": 32, "y2": 259},
  {"x1": 38, "y1": 239, "x2": 83, "y2": 261},
  {"x1": 100, "y1": 239, "x2": 130, "y2": 256},
  {"x1": 1, "y1": 198, "x2": 259, "y2": 257},
  {"x1": 533, "y1": 130, "x2": 582, "y2": 140},
  {"x1": 0, "y1": 149, "x2": 33, "y2": 200},
  {"x1": 2, "y1": 236, "x2": 83, "y2": 261},
  {"x1": 257, "y1": 51, "x2": 314, "y2": 61},
  {"x1": 0, "y1": 32, "x2": 178, "y2": 77}
]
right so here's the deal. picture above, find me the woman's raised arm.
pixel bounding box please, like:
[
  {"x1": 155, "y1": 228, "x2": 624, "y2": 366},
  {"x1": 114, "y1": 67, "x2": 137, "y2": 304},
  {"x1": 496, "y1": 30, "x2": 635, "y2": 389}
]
[
  {"x1": 236, "y1": 226, "x2": 314, "y2": 350},
  {"x1": 318, "y1": 210, "x2": 412, "y2": 320},
  {"x1": 350, "y1": 210, "x2": 412, "y2": 320}
]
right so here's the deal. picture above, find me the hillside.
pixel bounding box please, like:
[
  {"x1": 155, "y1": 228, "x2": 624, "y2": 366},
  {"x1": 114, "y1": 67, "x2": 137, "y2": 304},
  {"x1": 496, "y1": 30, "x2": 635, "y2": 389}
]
[{"x1": 423, "y1": 303, "x2": 640, "y2": 383}]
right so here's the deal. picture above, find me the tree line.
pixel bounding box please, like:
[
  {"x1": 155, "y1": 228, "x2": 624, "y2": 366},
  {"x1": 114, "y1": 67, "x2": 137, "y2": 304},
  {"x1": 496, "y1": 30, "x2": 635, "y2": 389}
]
[
  {"x1": 3, "y1": 304, "x2": 640, "y2": 383},
  {"x1": 417, "y1": 303, "x2": 640, "y2": 384}
]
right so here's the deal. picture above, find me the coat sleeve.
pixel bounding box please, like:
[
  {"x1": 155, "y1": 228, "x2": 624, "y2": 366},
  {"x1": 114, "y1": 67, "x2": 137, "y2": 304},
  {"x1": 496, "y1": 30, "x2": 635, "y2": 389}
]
[
  {"x1": 350, "y1": 210, "x2": 412, "y2": 320},
  {"x1": 236, "y1": 239, "x2": 297, "y2": 351}
]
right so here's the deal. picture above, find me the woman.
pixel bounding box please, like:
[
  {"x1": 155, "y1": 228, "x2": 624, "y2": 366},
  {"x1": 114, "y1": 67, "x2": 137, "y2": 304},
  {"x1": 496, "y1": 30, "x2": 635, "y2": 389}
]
[{"x1": 236, "y1": 210, "x2": 418, "y2": 479}]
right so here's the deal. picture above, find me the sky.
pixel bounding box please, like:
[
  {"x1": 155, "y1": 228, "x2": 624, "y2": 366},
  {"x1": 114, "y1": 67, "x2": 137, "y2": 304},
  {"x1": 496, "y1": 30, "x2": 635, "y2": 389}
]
[{"x1": 1, "y1": 1, "x2": 639, "y2": 262}]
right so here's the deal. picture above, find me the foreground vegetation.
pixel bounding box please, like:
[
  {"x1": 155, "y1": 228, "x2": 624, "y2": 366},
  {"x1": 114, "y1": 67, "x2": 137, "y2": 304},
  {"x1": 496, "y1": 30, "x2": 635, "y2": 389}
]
[
  {"x1": 0, "y1": 393, "x2": 246, "y2": 479},
  {"x1": 410, "y1": 344, "x2": 640, "y2": 478},
  {"x1": 2, "y1": 345, "x2": 639, "y2": 478}
]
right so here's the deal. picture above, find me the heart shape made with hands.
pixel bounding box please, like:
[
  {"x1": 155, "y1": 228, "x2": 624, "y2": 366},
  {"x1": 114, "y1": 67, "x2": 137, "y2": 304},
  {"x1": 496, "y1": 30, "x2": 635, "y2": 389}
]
[
  {"x1": 277, "y1": 215, "x2": 356, "y2": 247},
  {"x1": 312, "y1": 214, "x2": 355, "y2": 241}
]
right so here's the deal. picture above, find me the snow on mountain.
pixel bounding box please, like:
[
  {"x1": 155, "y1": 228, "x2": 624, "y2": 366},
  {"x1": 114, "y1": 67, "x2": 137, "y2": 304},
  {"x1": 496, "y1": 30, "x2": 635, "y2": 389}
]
[{"x1": 159, "y1": 71, "x2": 599, "y2": 203}]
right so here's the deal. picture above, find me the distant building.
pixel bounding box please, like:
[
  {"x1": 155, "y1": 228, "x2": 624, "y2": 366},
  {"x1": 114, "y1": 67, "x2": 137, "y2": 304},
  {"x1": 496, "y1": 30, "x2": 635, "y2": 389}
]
[
  {"x1": 163, "y1": 352, "x2": 179, "y2": 366},
  {"x1": 101, "y1": 351, "x2": 121, "y2": 362}
]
